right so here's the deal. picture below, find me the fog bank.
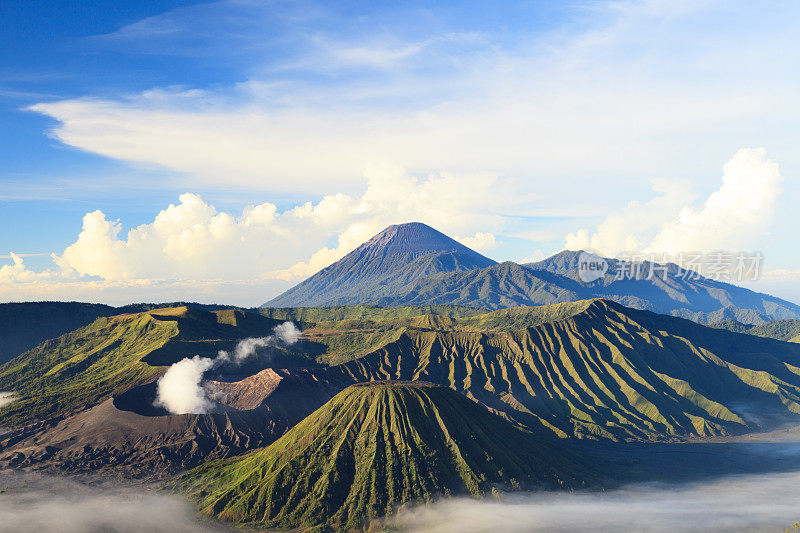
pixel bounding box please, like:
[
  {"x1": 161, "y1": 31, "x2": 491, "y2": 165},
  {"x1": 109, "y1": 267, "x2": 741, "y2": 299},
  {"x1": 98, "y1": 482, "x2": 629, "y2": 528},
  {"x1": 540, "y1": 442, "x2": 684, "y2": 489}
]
[
  {"x1": 0, "y1": 391, "x2": 16, "y2": 407},
  {"x1": 0, "y1": 471, "x2": 229, "y2": 532},
  {"x1": 394, "y1": 471, "x2": 800, "y2": 533}
]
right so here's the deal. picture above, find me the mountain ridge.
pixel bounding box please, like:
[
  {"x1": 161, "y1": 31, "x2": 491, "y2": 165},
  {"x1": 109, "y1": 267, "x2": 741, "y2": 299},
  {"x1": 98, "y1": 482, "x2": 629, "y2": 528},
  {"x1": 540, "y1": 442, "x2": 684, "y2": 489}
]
[
  {"x1": 259, "y1": 299, "x2": 800, "y2": 441},
  {"x1": 263, "y1": 223, "x2": 800, "y2": 325}
]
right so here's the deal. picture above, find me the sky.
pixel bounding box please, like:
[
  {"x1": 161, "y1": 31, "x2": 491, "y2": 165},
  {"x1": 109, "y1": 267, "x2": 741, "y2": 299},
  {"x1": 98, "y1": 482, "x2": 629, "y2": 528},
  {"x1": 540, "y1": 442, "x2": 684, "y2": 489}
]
[{"x1": 1, "y1": 0, "x2": 799, "y2": 306}]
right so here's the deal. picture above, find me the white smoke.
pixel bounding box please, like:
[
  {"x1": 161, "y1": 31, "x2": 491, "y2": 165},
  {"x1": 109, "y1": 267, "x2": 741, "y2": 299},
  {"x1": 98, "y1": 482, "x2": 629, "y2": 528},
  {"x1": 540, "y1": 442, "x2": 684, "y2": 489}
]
[
  {"x1": 153, "y1": 321, "x2": 300, "y2": 414},
  {"x1": 153, "y1": 356, "x2": 215, "y2": 415},
  {"x1": 273, "y1": 321, "x2": 301, "y2": 345},
  {"x1": 215, "y1": 321, "x2": 300, "y2": 364}
]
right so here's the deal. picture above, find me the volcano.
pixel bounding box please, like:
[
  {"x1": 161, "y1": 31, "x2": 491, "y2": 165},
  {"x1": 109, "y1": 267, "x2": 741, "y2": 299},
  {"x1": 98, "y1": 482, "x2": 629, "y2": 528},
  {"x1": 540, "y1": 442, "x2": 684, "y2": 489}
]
[
  {"x1": 177, "y1": 382, "x2": 593, "y2": 531},
  {"x1": 264, "y1": 222, "x2": 496, "y2": 307}
]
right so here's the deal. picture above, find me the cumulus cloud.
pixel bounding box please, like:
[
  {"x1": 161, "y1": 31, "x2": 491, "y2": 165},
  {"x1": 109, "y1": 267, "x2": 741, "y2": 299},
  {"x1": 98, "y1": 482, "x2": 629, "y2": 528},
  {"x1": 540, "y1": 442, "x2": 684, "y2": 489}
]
[
  {"x1": 393, "y1": 471, "x2": 800, "y2": 533},
  {"x1": 44, "y1": 168, "x2": 506, "y2": 283},
  {"x1": 457, "y1": 232, "x2": 499, "y2": 253},
  {"x1": 0, "y1": 253, "x2": 57, "y2": 283},
  {"x1": 154, "y1": 322, "x2": 300, "y2": 414},
  {"x1": 565, "y1": 148, "x2": 783, "y2": 257},
  {"x1": 0, "y1": 164, "x2": 514, "y2": 304},
  {"x1": 517, "y1": 250, "x2": 546, "y2": 264},
  {"x1": 647, "y1": 148, "x2": 782, "y2": 254}
]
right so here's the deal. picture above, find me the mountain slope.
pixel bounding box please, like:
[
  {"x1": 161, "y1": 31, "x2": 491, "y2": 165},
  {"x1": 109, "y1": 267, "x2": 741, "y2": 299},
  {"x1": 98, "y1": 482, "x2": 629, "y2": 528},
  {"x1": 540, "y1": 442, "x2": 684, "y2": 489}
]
[
  {"x1": 269, "y1": 299, "x2": 800, "y2": 441},
  {"x1": 713, "y1": 318, "x2": 800, "y2": 341},
  {"x1": 0, "y1": 306, "x2": 284, "y2": 426},
  {"x1": 0, "y1": 301, "x2": 241, "y2": 365},
  {"x1": 0, "y1": 398, "x2": 285, "y2": 478},
  {"x1": 375, "y1": 253, "x2": 800, "y2": 323},
  {"x1": 177, "y1": 382, "x2": 592, "y2": 531},
  {"x1": 374, "y1": 261, "x2": 584, "y2": 309},
  {"x1": 264, "y1": 222, "x2": 798, "y2": 324},
  {"x1": 265, "y1": 222, "x2": 496, "y2": 307},
  {"x1": 0, "y1": 302, "x2": 115, "y2": 365},
  {"x1": 528, "y1": 250, "x2": 800, "y2": 324}
]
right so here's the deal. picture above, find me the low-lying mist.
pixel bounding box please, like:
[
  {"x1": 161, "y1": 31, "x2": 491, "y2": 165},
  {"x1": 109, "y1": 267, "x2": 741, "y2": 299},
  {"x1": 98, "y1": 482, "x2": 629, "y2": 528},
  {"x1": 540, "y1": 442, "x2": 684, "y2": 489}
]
[
  {"x1": 393, "y1": 470, "x2": 800, "y2": 532},
  {"x1": 0, "y1": 471, "x2": 230, "y2": 532},
  {"x1": 0, "y1": 391, "x2": 16, "y2": 407}
]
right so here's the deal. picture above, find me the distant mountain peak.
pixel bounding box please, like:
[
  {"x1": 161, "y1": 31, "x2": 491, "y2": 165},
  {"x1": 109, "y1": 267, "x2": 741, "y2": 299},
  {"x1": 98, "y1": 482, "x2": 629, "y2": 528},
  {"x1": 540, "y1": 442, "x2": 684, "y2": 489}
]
[
  {"x1": 264, "y1": 223, "x2": 496, "y2": 308},
  {"x1": 359, "y1": 222, "x2": 480, "y2": 256}
]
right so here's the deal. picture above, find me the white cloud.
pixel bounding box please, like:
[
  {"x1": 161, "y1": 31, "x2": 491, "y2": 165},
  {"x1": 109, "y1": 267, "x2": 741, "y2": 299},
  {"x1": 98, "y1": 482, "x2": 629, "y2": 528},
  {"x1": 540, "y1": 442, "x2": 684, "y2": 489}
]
[
  {"x1": 0, "y1": 253, "x2": 46, "y2": 283},
  {"x1": 26, "y1": 1, "x2": 800, "y2": 196},
  {"x1": 54, "y1": 169, "x2": 507, "y2": 281},
  {"x1": 393, "y1": 470, "x2": 800, "y2": 533},
  {"x1": 0, "y1": 471, "x2": 222, "y2": 533},
  {"x1": 518, "y1": 250, "x2": 547, "y2": 264},
  {"x1": 646, "y1": 148, "x2": 782, "y2": 254},
  {"x1": 0, "y1": 167, "x2": 513, "y2": 305},
  {"x1": 457, "y1": 232, "x2": 499, "y2": 253},
  {"x1": 565, "y1": 178, "x2": 696, "y2": 255},
  {"x1": 565, "y1": 148, "x2": 782, "y2": 257}
]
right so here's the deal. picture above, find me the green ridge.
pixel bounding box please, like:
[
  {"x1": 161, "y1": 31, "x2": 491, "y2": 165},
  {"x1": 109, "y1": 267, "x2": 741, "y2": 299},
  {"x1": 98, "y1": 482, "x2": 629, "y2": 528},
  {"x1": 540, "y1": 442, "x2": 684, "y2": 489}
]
[
  {"x1": 177, "y1": 382, "x2": 592, "y2": 531},
  {"x1": 310, "y1": 300, "x2": 800, "y2": 441},
  {"x1": 712, "y1": 318, "x2": 800, "y2": 341},
  {"x1": 0, "y1": 306, "x2": 283, "y2": 425},
  {"x1": 297, "y1": 301, "x2": 597, "y2": 364}
]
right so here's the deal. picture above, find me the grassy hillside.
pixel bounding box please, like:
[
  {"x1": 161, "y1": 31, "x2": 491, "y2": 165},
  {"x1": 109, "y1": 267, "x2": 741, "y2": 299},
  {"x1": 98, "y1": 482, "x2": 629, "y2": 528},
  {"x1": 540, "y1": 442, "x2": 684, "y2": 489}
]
[
  {"x1": 0, "y1": 302, "x2": 114, "y2": 364},
  {"x1": 0, "y1": 307, "x2": 283, "y2": 426},
  {"x1": 299, "y1": 300, "x2": 800, "y2": 441},
  {"x1": 177, "y1": 382, "x2": 592, "y2": 531},
  {"x1": 712, "y1": 319, "x2": 800, "y2": 341},
  {"x1": 0, "y1": 301, "x2": 240, "y2": 364},
  {"x1": 258, "y1": 304, "x2": 485, "y2": 325},
  {"x1": 293, "y1": 301, "x2": 597, "y2": 365}
]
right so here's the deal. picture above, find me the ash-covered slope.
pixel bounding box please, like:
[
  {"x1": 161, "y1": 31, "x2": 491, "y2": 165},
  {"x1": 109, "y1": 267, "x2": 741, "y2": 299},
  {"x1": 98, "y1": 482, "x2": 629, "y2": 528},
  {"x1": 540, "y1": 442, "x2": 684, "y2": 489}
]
[
  {"x1": 264, "y1": 222, "x2": 496, "y2": 307},
  {"x1": 177, "y1": 382, "x2": 592, "y2": 531},
  {"x1": 279, "y1": 299, "x2": 800, "y2": 441},
  {"x1": 0, "y1": 368, "x2": 339, "y2": 477},
  {"x1": 0, "y1": 398, "x2": 282, "y2": 478}
]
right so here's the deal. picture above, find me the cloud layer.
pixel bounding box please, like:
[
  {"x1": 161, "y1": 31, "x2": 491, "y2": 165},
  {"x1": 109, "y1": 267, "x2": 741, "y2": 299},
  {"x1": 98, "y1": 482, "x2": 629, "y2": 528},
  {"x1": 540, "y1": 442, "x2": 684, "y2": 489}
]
[
  {"x1": 0, "y1": 471, "x2": 227, "y2": 533},
  {"x1": 0, "y1": 166, "x2": 512, "y2": 304},
  {"x1": 394, "y1": 471, "x2": 800, "y2": 533}
]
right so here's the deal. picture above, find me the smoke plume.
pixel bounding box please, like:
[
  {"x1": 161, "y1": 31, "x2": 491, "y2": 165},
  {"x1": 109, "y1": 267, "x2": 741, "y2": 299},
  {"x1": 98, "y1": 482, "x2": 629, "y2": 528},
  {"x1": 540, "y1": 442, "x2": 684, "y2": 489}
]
[
  {"x1": 152, "y1": 356, "x2": 215, "y2": 414},
  {"x1": 153, "y1": 321, "x2": 300, "y2": 414}
]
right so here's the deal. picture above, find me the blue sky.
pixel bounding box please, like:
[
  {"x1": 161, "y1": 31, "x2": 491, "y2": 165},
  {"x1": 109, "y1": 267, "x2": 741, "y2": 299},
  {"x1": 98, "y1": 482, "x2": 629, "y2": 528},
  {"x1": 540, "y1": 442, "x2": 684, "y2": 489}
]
[{"x1": 2, "y1": 0, "x2": 800, "y2": 305}]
